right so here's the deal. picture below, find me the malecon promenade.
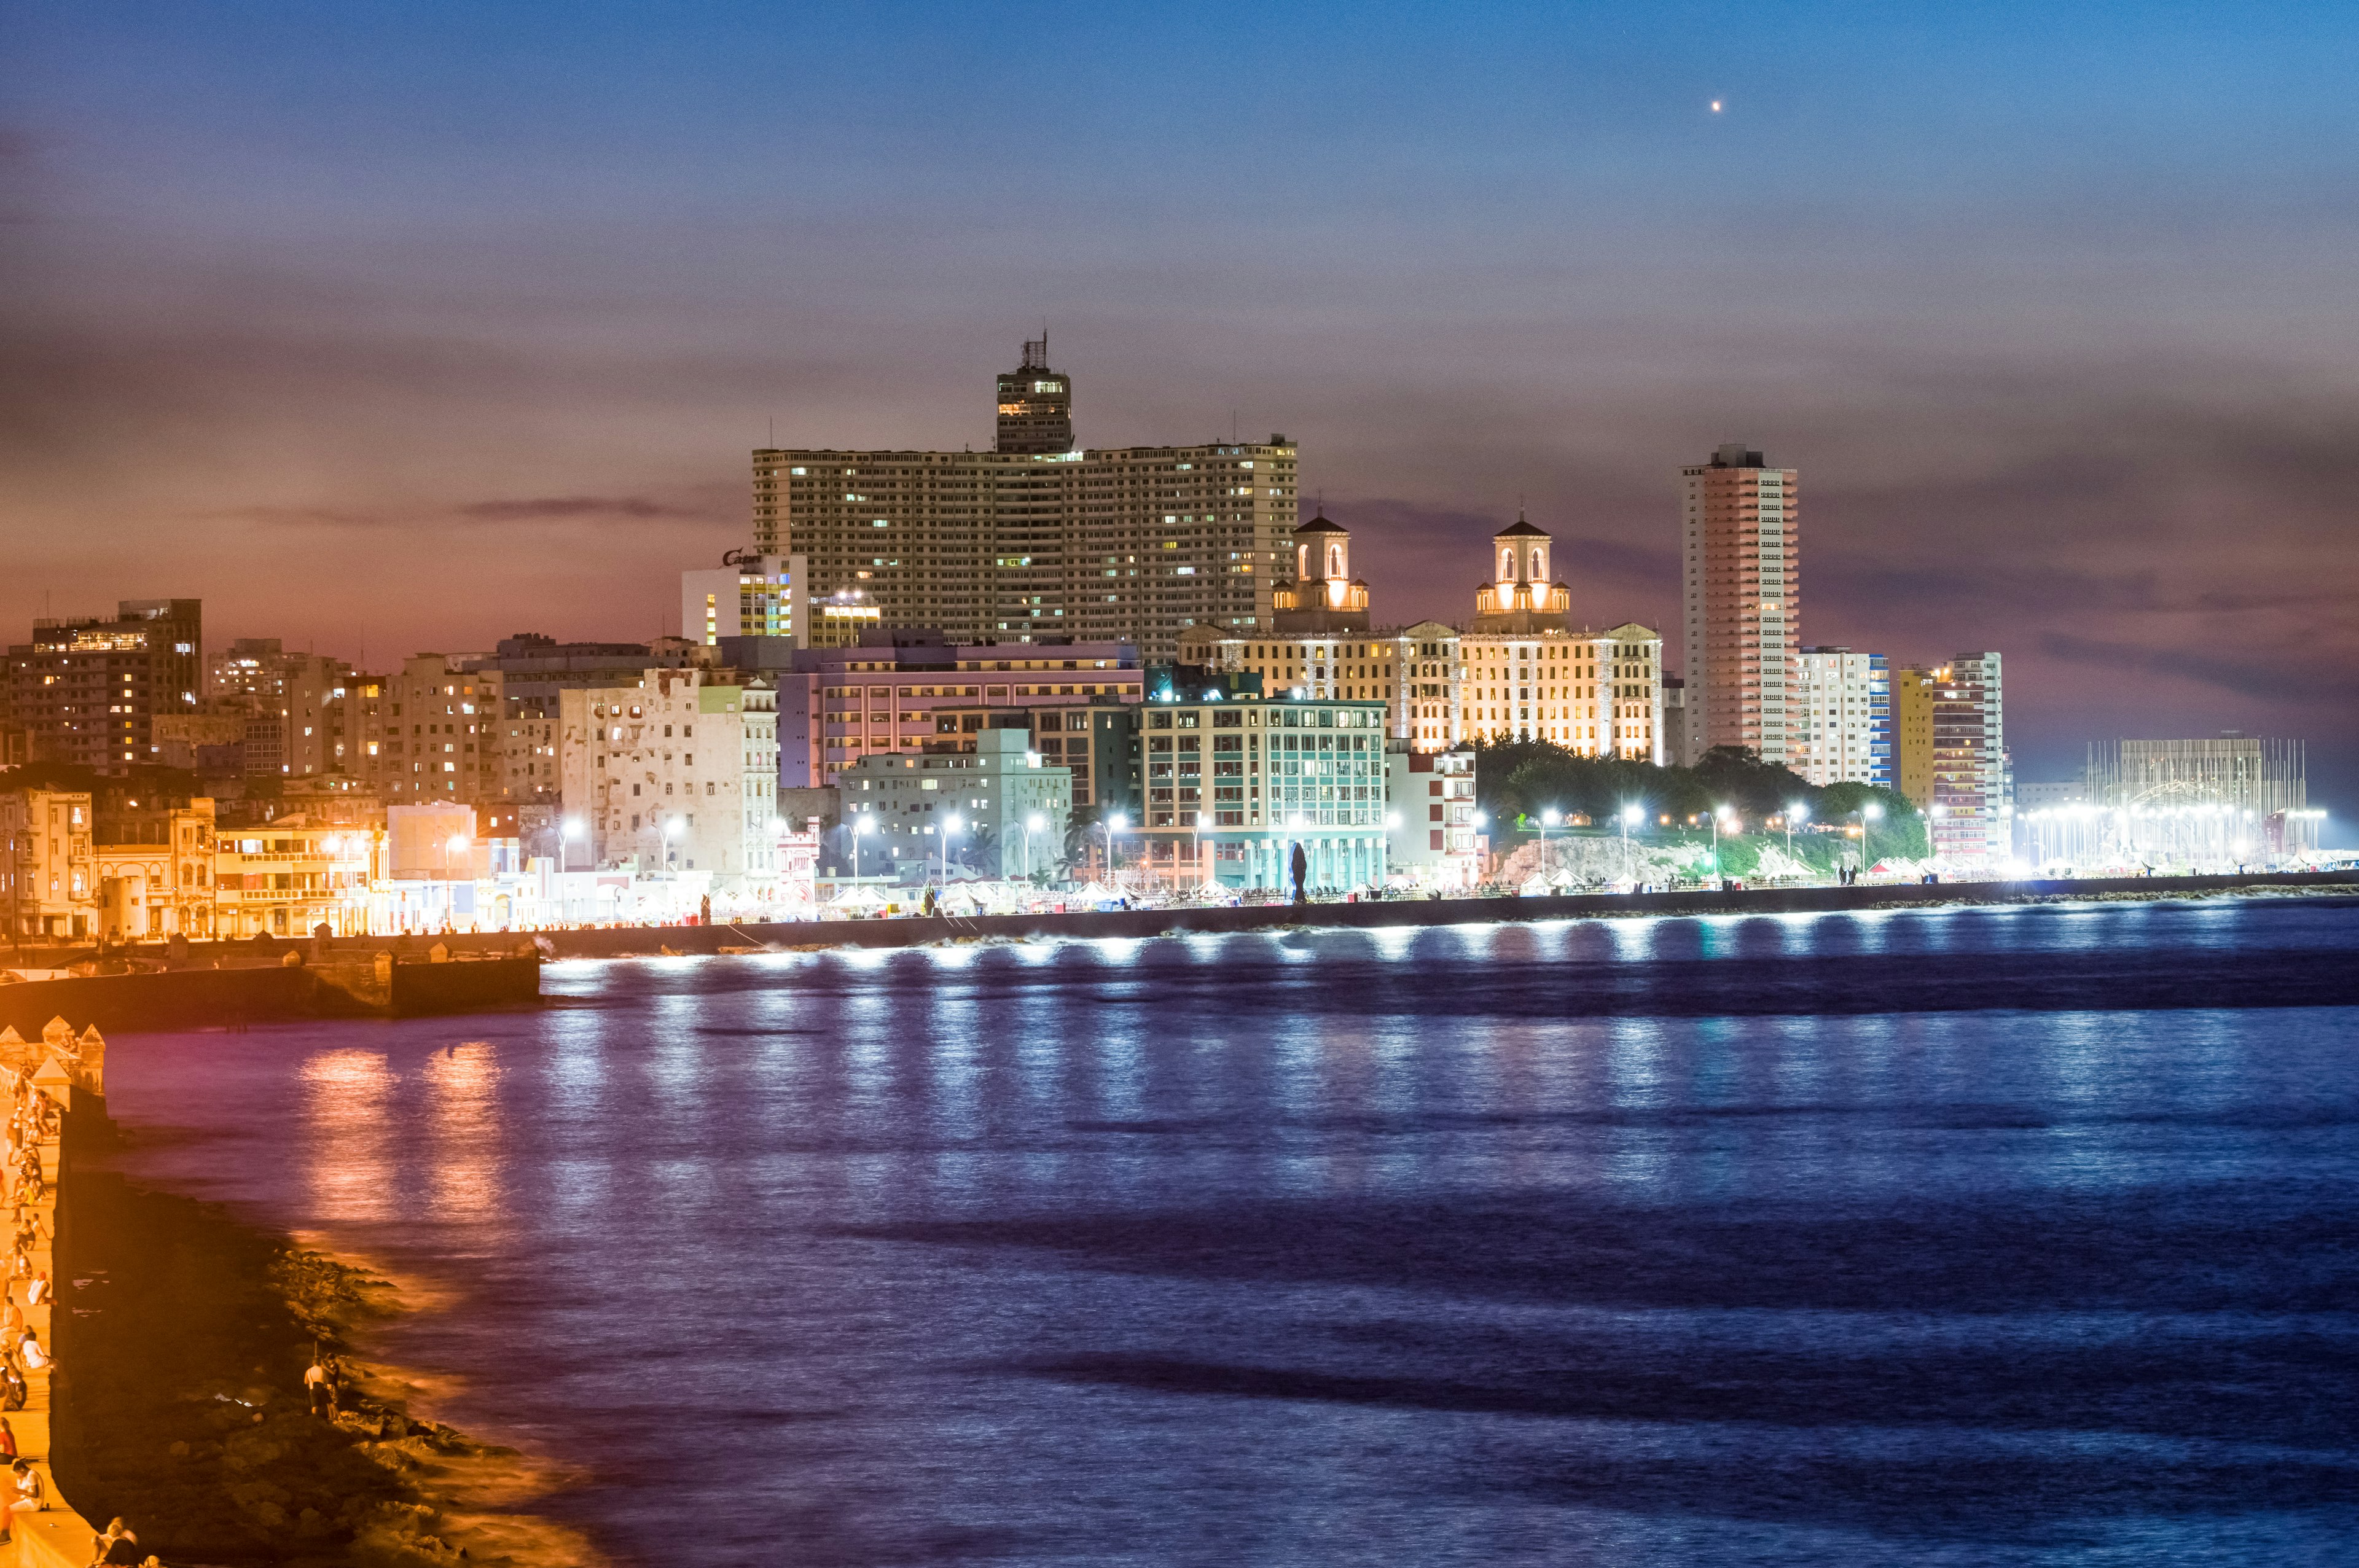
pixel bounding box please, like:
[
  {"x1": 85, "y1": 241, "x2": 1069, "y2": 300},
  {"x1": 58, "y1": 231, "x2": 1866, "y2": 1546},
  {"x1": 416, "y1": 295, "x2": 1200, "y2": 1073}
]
[{"x1": 0, "y1": 1018, "x2": 101, "y2": 1567}]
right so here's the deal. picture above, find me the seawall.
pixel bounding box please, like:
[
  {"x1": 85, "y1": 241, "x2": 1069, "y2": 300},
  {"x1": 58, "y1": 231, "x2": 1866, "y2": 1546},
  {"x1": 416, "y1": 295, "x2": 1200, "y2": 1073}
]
[
  {"x1": 364, "y1": 868, "x2": 2358, "y2": 958},
  {"x1": 0, "y1": 953, "x2": 541, "y2": 1039},
  {"x1": 1, "y1": 1019, "x2": 101, "y2": 1567}
]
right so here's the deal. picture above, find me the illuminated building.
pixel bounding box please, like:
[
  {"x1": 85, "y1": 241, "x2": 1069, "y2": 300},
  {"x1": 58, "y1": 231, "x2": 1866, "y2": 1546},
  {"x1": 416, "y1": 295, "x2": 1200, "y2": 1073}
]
[
  {"x1": 0, "y1": 790, "x2": 96, "y2": 940},
  {"x1": 555, "y1": 666, "x2": 779, "y2": 884},
  {"x1": 1793, "y1": 647, "x2": 1891, "y2": 787},
  {"x1": 773, "y1": 631, "x2": 1141, "y2": 791},
  {"x1": 837, "y1": 728, "x2": 1073, "y2": 876},
  {"x1": 1461, "y1": 517, "x2": 1661, "y2": 759},
  {"x1": 751, "y1": 342, "x2": 1300, "y2": 657},
  {"x1": 1681, "y1": 443, "x2": 1798, "y2": 765},
  {"x1": 4, "y1": 599, "x2": 202, "y2": 774},
  {"x1": 95, "y1": 795, "x2": 217, "y2": 939},
  {"x1": 1384, "y1": 744, "x2": 1481, "y2": 889},
  {"x1": 1127, "y1": 688, "x2": 1391, "y2": 892},
  {"x1": 681, "y1": 550, "x2": 808, "y2": 649},
  {"x1": 1182, "y1": 513, "x2": 1463, "y2": 751},
  {"x1": 209, "y1": 815, "x2": 380, "y2": 938},
  {"x1": 1896, "y1": 655, "x2": 2008, "y2": 860},
  {"x1": 1183, "y1": 512, "x2": 1661, "y2": 758}
]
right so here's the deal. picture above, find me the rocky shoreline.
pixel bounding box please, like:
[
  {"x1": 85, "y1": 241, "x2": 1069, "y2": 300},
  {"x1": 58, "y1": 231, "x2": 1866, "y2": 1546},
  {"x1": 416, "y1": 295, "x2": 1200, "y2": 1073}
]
[{"x1": 51, "y1": 1065, "x2": 597, "y2": 1567}]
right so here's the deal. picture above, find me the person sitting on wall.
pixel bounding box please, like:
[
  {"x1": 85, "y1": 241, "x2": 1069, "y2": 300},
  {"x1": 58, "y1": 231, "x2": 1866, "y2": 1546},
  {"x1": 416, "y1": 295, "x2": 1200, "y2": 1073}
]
[
  {"x1": 90, "y1": 1516, "x2": 141, "y2": 1566},
  {"x1": 22, "y1": 1274, "x2": 44, "y2": 1309},
  {"x1": 2, "y1": 1455, "x2": 43, "y2": 1543},
  {"x1": 17, "y1": 1332, "x2": 45, "y2": 1373},
  {"x1": 0, "y1": 1358, "x2": 23, "y2": 1411}
]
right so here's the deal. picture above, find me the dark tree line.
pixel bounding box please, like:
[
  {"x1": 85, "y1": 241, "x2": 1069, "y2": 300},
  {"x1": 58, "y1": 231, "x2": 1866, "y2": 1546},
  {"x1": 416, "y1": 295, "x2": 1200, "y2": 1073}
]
[{"x1": 1474, "y1": 741, "x2": 1928, "y2": 862}]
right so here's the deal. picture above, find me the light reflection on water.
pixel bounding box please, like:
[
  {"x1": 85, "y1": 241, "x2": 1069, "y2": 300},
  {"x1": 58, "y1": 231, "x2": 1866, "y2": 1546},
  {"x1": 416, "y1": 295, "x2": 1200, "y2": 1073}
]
[{"x1": 100, "y1": 899, "x2": 2359, "y2": 1567}]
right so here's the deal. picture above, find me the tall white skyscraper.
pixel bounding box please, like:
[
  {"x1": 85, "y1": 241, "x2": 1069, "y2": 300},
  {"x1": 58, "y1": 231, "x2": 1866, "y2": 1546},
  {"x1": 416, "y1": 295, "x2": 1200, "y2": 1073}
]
[{"x1": 1681, "y1": 444, "x2": 1799, "y2": 766}]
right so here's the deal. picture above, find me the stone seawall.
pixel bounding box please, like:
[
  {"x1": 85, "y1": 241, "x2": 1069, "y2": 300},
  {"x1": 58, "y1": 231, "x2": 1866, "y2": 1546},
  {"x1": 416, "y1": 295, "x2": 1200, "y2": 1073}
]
[
  {"x1": 0, "y1": 955, "x2": 541, "y2": 1039},
  {"x1": 0, "y1": 1020, "x2": 102, "y2": 1567}
]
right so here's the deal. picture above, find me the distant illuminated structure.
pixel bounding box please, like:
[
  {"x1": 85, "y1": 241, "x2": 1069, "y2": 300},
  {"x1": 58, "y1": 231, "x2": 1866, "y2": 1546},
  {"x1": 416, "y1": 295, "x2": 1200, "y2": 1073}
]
[{"x1": 2020, "y1": 735, "x2": 2320, "y2": 868}]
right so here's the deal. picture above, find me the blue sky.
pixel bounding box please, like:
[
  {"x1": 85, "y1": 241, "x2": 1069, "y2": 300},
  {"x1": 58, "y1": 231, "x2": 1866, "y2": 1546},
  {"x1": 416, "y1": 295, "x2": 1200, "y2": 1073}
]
[{"x1": 5, "y1": 1, "x2": 2357, "y2": 804}]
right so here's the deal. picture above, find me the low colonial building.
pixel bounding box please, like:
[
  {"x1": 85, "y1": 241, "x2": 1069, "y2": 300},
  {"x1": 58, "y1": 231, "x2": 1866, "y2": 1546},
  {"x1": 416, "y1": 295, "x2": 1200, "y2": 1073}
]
[
  {"x1": 0, "y1": 790, "x2": 97, "y2": 942},
  {"x1": 212, "y1": 814, "x2": 378, "y2": 937},
  {"x1": 95, "y1": 796, "x2": 217, "y2": 940}
]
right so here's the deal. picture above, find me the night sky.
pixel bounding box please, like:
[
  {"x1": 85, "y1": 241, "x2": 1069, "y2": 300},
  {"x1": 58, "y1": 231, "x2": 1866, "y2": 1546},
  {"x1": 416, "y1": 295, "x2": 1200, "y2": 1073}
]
[{"x1": 4, "y1": 2, "x2": 2355, "y2": 808}]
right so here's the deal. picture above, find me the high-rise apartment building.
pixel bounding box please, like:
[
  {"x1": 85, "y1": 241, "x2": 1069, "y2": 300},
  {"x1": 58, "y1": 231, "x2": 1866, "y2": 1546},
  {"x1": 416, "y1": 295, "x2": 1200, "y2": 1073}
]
[
  {"x1": 995, "y1": 337, "x2": 1074, "y2": 454},
  {"x1": 1793, "y1": 647, "x2": 1890, "y2": 787},
  {"x1": 1896, "y1": 654, "x2": 2007, "y2": 860},
  {"x1": 1681, "y1": 444, "x2": 1798, "y2": 765},
  {"x1": 751, "y1": 344, "x2": 1300, "y2": 657},
  {"x1": 4, "y1": 600, "x2": 202, "y2": 773}
]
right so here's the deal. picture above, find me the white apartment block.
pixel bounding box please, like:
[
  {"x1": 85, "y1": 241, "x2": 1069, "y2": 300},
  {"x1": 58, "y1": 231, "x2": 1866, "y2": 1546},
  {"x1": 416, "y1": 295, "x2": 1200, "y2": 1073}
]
[
  {"x1": 558, "y1": 667, "x2": 778, "y2": 887},
  {"x1": 1793, "y1": 647, "x2": 1891, "y2": 787}
]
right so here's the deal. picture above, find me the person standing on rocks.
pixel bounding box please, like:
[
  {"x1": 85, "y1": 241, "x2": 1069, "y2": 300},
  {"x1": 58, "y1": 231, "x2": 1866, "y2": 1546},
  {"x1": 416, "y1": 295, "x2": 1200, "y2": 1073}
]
[{"x1": 305, "y1": 1354, "x2": 332, "y2": 1415}]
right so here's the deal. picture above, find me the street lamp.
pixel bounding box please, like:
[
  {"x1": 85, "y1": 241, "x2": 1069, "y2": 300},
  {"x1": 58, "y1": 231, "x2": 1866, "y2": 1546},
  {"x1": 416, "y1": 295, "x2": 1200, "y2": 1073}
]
[
  {"x1": 561, "y1": 816, "x2": 585, "y2": 873},
  {"x1": 1539, "y1": 807, "x2": 1560, "y2": 884},
  {"x1": 1023, "y1": 811, "x2": 1046, "y2": 881},
  {"x1": 1103, "y1": 812, "x2": 1127, "y2": 886},
  {"x1": 938, "y1": 813, "x2": 962, "y2": 889},
  {"x1": 1194, "y1": 810, "x2": 1213, "y2": 891},
  {"x1": 850, "y1": 813, "x2": 875, "y2": 886},
  {"x1": 1710, "y1": 805, "x2": 1734, "y2": 879},
  {"x1": 1853, "y1": 800, "x2": 1883, "y2": 880},
  {"x1": 1619, "y1": 802, "x2": 1643, "y2": 886},
  {"x1": 1785, "y1": 800, "x2": 1808, "y2": 865}
]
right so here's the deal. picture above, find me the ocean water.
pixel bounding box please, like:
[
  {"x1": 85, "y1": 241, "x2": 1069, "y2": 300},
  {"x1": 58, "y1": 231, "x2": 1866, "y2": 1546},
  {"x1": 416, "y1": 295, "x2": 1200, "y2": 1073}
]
[{"x1": 104, "y1": 899, "x2": 2359, "y2": 1566}]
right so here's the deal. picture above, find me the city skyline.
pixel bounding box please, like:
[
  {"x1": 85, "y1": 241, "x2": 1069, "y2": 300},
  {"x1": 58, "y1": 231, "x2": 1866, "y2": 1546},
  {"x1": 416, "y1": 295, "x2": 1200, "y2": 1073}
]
[{"x1": 6, "y1": 2, "x2": 2355, "y2": 805}]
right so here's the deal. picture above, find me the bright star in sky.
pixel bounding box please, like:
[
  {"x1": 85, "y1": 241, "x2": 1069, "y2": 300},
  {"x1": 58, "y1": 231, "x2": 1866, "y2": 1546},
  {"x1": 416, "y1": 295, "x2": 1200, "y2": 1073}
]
[{"x1": 1711, "y1": 99, "x2": 1723, "y2": 112}]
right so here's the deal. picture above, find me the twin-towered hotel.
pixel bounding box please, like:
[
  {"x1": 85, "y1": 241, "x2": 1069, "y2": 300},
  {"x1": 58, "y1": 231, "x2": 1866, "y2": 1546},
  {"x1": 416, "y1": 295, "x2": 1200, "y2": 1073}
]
[{"x1": 1178, "y1": 510, "x2": 1665, "y2": 764}]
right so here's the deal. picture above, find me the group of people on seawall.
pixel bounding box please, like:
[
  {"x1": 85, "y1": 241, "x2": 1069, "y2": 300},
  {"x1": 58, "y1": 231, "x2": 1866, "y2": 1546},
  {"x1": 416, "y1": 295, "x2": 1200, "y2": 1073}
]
[{"x1": 0, "y1": 1020, "x2": 154, "y2": 1567}]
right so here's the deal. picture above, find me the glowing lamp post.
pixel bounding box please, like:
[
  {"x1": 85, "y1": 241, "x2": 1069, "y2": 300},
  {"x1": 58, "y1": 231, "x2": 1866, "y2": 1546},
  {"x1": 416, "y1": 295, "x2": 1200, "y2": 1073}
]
[
  {"x1": 937, "y1": 813, "x2": 962, "y2": 890},
  {"x1": 850, "y1": 813, "x2": 875, "y2": 887},
  {"x1": 1853, "y1": 800, "x2": 1883, "y2": 879},
  {"x1": 1786, "y1": 800, "x2": 1808, "y2": 866},
  {"x1": 1539, "y1": 807, "x2": 1560, "y2": 884},
  {"x1": 1620, "y1": 802, "x2": 1643, "y2": 887},
  {"x1": 561, "y1": 816, "x2": 585, "y2": 873},
  {"x1": 1023, "y1": 812, "x2": 1045, "y2": 881},
  {"x1": 1103, "y1": 813, "x2": 1126, "y2": 886}
]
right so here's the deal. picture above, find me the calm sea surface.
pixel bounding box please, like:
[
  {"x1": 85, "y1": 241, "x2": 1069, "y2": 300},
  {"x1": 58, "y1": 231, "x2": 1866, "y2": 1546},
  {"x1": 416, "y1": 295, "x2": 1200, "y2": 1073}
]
[{"x1": 105, "y1": 900, "x2": 2359, "y2": 1566}]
